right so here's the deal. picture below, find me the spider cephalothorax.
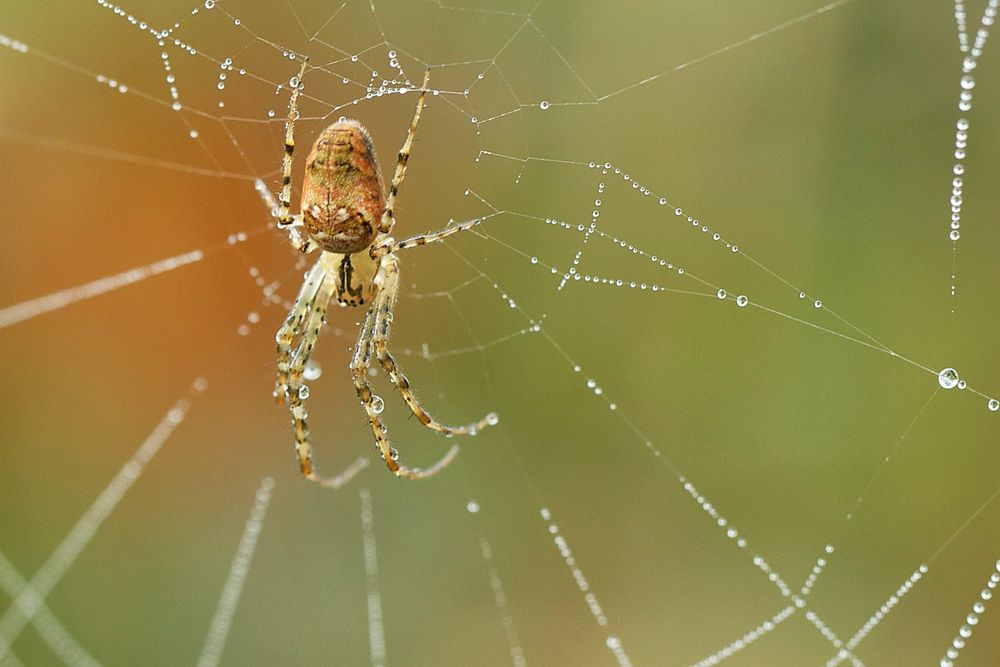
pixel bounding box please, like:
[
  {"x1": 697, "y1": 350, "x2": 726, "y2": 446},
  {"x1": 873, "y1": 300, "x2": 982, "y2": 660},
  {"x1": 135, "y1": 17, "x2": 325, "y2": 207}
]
[{"x1": 272, "y1": 60, "x2": 496, "y2": 486}]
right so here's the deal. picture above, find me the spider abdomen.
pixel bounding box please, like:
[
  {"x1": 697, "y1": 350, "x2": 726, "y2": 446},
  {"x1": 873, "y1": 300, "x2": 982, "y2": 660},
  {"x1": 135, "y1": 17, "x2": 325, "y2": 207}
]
[{"x1": 301, "y1": 120, "x2": 385, "y2": 254}]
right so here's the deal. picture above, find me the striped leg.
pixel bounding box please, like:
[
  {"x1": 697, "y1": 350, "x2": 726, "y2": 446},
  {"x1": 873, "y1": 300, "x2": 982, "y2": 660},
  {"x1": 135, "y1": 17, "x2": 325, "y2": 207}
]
[
  {"x1": 279, "y1": 255, "x2": 369, "y2": 488},
  {"x1": 275, "y1": 257, "x2": 327, "y2": 406},
  {"x1": 394, "y1": 216, "x2": 484, "y2": 251},
  {"x1": 351, "y1": 287, "x2": 462, "y2": 480},
  {"x1": 372, "y1": 253, "x2": 497, "y2": 436},
  {"x1": 277, "y1": 57, "x2": 309, "y2": 229},
  {"x1": 379, "y1": 68, "x2": 431, "y2": 235},
  {"x1": 369, "y1": 217, "x2": 485, "y2": 262}
]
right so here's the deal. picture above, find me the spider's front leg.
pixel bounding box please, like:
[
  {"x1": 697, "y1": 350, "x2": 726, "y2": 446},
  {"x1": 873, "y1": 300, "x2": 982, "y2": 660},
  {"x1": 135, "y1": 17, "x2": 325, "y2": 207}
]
[{"x1": 379, "y1": 68, "x2": 431, "y2": 236}]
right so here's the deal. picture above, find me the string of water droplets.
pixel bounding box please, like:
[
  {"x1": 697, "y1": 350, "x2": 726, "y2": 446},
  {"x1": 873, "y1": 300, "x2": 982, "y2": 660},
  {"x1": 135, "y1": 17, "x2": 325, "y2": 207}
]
[
  {"x1": 440, "y1": 234, "x2": 875, "y2": 658},
  {"x1": 825, "y1": 564, "x2": 928, "y2": 666},
  {"x1": 439, "y1": 152, "x2": 999, "y2": 664},
  {"x1": 359, "y1": 488, "x2": 387, "y2": 667},
  {"x1": 475, "y1": 151, "x2": 1000, "y2": 413},
  {"x1": 947, "y1": 0, "x2": 999, "y2": 307},
  {"x1": 0, "y1": 552, "x2": 100, "y2": 667},
  {"x1": 466, "y1": 501, "x2": 527, "y2": 667},
  {"x1": 0, "y1": 378, "x2": 207, "y2": 662},
  {"x1": 537, "y1": 507, "x2": 633, "y2": 667},
  {"x1": 196, "y1": 477, "x2": 275, "y2": 667},
  {"x1": 939, "y1": 558, "x2": 1000, "y2": 667}
]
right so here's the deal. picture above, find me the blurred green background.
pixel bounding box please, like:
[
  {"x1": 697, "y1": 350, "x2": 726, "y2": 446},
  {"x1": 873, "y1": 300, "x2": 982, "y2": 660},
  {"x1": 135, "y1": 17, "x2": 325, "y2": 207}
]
[{"x1": 2, "y1": 1, "x2": 1000, "y2": 665}]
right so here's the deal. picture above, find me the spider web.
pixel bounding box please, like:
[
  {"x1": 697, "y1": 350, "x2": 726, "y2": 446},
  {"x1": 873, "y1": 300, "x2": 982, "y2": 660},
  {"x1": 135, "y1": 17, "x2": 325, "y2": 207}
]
[{"x1": 1, "y1": 0, "x2": 999, "y2": 665}]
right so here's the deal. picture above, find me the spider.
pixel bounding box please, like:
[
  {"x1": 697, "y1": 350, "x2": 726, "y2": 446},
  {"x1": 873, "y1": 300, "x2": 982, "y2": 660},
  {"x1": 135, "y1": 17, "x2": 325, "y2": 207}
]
[{"x1": 273, "y1": 59, "x2": 497, "y2": 485}]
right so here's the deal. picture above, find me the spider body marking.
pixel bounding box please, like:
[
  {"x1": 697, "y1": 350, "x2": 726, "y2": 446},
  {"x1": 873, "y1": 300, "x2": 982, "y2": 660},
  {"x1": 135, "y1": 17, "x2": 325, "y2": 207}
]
[
  {"x1": 272, "y1": 60, "x2": 496, "y2": 485},
  {"x1": 302, "y1": 120, "x2": 383, "y2": 256}
]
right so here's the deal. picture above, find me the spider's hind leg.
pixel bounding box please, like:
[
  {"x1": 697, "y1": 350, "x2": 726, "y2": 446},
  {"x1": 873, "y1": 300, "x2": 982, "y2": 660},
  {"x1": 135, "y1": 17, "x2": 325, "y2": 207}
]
[
  {"x1": 350, "y1": 296, "x2": 462, "y2": 480},
  {"x1": 374, "y1": 253, "x2": 498, "y2": 435}
]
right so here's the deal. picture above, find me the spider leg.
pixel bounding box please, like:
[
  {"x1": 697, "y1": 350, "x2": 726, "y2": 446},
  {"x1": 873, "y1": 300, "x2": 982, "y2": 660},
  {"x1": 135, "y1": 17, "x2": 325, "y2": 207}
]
[
  {"x1": 286, "y1": 265, "x2": 337, "y2": 395},
  {"x1": 277, "y1": 254, "x2": 369, "y2": 488},
  {"x1": 277, "y1": 57, "x2": 309, "y2": 230},
  {"x1": 378, "y1": 68, "x2": 431, "y2": 235},
  {"x1": 372, "y1": 252, "x2": 497, "y2": 436},
  {"x1": 275, "y1": 258, "x2": 327, "y2": 406},
  {"x1": 283, "y1": 214, "x2": 319, "y2": 254},
  {"x1": 384, "y1": 216, "x2": 485, "y2": 255},
  {"x1": 351, "y1": 288, "x2": 461, "y2": 480},
  {"x1": 256, "y1": 181, "x2": 317, "y2": 254}
]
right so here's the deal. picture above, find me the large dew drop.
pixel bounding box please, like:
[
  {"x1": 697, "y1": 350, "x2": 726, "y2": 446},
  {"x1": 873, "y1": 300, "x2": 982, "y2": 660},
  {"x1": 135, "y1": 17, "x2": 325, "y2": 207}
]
[
  {"x1": 938, "y1": 367, "x2": 960, "y2": 390},
  {"x1": 303, "y1": 359, "x2": 322, "y2": 381}
]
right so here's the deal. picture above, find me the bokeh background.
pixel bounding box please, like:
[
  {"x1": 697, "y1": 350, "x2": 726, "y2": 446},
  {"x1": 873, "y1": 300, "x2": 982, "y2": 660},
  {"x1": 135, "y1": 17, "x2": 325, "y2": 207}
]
[{"x1": 2, "y1": 1, "x2": 1000, "y2": 665}]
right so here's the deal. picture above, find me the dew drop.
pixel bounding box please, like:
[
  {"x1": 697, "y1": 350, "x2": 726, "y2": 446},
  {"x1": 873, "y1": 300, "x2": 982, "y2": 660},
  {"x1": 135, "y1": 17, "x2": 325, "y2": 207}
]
[
  {"x1": 988, "y1": 398, "x2": 999, "y2": 412},
  {"x1": 303, "y1": 359, "x2": 322, "y2": 381},
  {"x1": 538, "y1": 100, "x2": 550, "y2": 110},
  {"x1": 950, "y1": 229, "x2": 961, "y2": 240},
  {"x1": 466, "y1": 500, "x2": 480, "y2": 513},
  {"x1": 297, "y1": 385, "x2": 310, "y2": 400},
  {"x1": 814, "y1": 300, "x2": 823, "y2": 309},
  {"x1": 736, "y1": 295, "x2": 749, "y2": 308},
  {"x1": 938, "y1": 367, "x2": 960, "y2": 390},
  {"x1": 204, "y1": 0, "x2": 215, "y2": 8},
  {"x1": 372, "y1": 395, "x2": 385, "y2": 414},
  {"x1": 189, "y1": 129, "x2": 199, "y2": 138},
  {"x1": 716, "y1": 289, "x2": 727, "y2": 300}
]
